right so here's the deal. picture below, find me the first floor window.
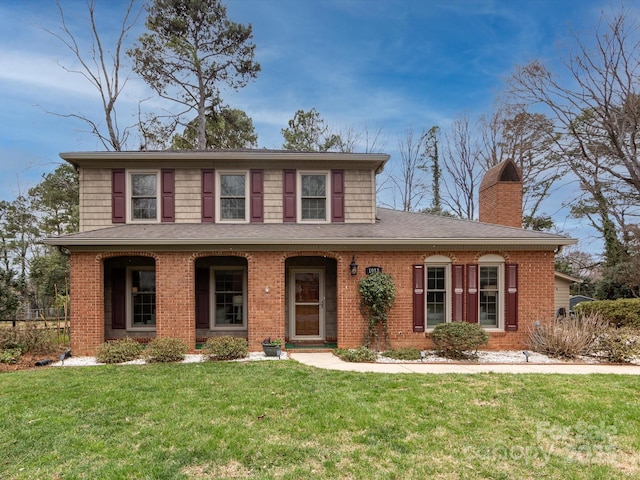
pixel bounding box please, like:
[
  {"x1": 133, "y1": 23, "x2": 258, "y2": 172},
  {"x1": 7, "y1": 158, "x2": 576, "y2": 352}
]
[
  {"x1": 300, "y1": 173, "x2": 327, "y2": 221},
  {"x1": 219, "y1": 173, "x2": 247, "y2": 221},
  {"x1": 479, "y1": 265, "x2": 499, "y2": 327},
  {"x1": 212, "y1": 268, "x2": 246, "y2": 328},
  {"x1": 130, "y1": 268, "x2": 156, "y2": 328},
  {"x1": 131, "y1": 173, "x2": 158, "y2": 220},
  {"x1": 426, "y1": 266, "x2": 447, "y2": 327}
]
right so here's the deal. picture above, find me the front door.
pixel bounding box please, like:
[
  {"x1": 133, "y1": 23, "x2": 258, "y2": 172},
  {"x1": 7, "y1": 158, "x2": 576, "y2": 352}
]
[{"x1": 290, "y1": 268, "x2": 324, "y2": 340}]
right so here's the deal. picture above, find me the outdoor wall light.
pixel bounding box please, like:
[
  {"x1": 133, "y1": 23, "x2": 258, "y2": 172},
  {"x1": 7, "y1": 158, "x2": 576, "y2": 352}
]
[{"x1": 349, "y1": 255, "x2": 358, "y2": 276}]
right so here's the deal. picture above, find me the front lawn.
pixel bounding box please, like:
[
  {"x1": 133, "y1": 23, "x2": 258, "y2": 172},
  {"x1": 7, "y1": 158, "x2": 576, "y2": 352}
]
[{"x1": 1, "y1": 361, "x2": 639, "y2": 479}]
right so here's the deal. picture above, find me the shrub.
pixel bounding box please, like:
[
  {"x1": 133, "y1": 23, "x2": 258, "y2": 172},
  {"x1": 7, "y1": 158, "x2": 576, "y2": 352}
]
[
  {"x1": 359, "y1": 272, "x2": 396, "y2": 348},
  {"x1": 202, "y1": 336, "x2": 248, "y2": 361},
  {"x1": 334, "y1": 346, "x2": 378, "y2": 363},
  {"x1": 430, "y1": 322, "x2": 488, "y2": 359},
  {"x1": 526, "y1": 313, "x2": 608, "y2": 359},
  {"x1": 0, "y1": 322, "x2": 58, "y2": 355},
  {"x1": 144, "y1": 337, "x2": 188, "y2": 363},
  {"x1": 95, "y1": 338, "x2": 143, "y2": 364},
  {"x1": 575, "y1": 298, "x2": 640, "y2": 328},
  {"x1": 0, "y1": 348, "x2": 22, "y2": 364},
  {"x1": 597, "y1": 327, "x2": 640, "y2": 363},
  {"x1": 0, "y1": 328, "x2": 20, "y2": 350},
  {"x1": 382, "y1": 347, "x2": 422, "y2": 361}
]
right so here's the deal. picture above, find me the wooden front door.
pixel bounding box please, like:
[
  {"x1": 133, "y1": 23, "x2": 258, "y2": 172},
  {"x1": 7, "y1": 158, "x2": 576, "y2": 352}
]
[{"x1": 290, "y1": 268, "x2": 324, "y2": 340}]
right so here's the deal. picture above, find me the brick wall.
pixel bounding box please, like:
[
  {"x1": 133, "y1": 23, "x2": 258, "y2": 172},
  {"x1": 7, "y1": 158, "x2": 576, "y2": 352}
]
[
  {"x1": 68, "y1": 248, "x2": 555, "y2": 355},
  {"x1": 479, "y1": 182, "x2": 523, "y2": 228}
]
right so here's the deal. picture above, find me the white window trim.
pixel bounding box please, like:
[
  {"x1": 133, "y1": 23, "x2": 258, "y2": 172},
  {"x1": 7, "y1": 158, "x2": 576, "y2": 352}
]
[
  {"x1": 297, "y1": 171, "x2": 331, "y2": 223},
  {"x1": 126, "y1": 266, "x2": 156, "y2": 331},
  {"x1": 216, "y1": 170, "x2": 249, "y2": 223},
  {"x1": 478, "y1": 255, "x2": 505, "y2": 331},
  {"x1": 424, "y1": 255, "x2": 452, "y2": 330},
  {"x1": 209, "y1": 266, "x2": 247, "y2": 331},
  {"x1": 127, "y1": 170, "x2": 160, "y2": 223}
]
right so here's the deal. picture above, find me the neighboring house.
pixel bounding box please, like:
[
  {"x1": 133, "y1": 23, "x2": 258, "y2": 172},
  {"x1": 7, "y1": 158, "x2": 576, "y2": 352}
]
[
  {"x1": 554, "y1": 271, "x2": 583, "y2": 318},
  {"x1": 45, "y1": 151, "x2": 576, "y2": 355},
  {"x1": 570, "y1": 295, "x2": 595, "y2": 314}
]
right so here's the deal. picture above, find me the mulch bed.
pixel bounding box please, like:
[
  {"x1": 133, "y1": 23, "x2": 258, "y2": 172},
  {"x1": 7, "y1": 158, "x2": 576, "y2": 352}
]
[{"x1": 0, "y1": 347, "x2": 69, "y2": 373}]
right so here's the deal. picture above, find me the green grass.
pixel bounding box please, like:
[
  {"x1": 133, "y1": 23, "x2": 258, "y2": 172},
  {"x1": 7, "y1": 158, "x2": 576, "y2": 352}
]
[{"x1": 1, "y1": 362, "x2": 639, "y2": 479}]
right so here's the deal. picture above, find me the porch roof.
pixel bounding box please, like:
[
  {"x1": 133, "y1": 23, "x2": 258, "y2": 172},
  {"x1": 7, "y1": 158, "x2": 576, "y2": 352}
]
[{"x1": 45, "y1": 208, "x2": 576, "y2": 250}]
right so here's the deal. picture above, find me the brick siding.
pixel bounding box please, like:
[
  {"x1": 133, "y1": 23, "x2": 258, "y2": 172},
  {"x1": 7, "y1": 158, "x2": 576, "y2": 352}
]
[{"x1": 69, "y1": 248, "x2": 555, "y2": 355}]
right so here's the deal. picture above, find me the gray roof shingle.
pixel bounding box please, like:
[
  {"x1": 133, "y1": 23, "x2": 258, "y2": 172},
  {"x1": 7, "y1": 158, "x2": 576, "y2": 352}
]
[{"x1": 45, "y1": 208, "x2": 576, "y2": 250}]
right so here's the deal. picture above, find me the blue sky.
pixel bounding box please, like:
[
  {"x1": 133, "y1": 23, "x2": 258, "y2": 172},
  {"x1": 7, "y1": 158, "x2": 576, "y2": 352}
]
[{"x1": 0, "y1": 0, "x2": 621, "y2": 253}]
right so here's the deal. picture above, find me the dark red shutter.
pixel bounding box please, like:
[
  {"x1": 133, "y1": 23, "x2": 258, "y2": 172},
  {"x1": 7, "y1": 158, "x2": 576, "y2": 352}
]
[
  {"x1": 201, "y1": 169, "x2": 215, "y2": 223},
  {"x1": 413, "y1": 265, "x2": 425, "y2": 332},
  {"x1": 250, "y1": 169, "x2": 264, "y2": 223},
  {"x1": 331, "y1": 169, "x2": 345, "y2": 223},
  {"x1": 111, "y1": 268, "x2": 126, "y2": 329},
  {"x1": 161, "y1": 169, "x2": 175, "y2": 223},
  {"x1": 283, "y1": 169, "x2": 296, "y2": 222},
  {"x1": 195, "y1": 267, "x2": 210, "y2": 329},
  {"x1": 452, "y1": 264, "x2": 465, "y2": 322},
  {"x1": 505, "y1": 263, "x2": 518, "y2": 331},
  {"x1": 466, "y1": 264, "x2": 479, "y2": 323},
  {"x1": 111, "y1": 169, "x2": 126, "y2": 223}
]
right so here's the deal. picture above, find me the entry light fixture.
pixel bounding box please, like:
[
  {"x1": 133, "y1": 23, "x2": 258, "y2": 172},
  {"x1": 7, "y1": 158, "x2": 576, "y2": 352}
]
[{"x1": 349, "y1": 255, "x2": 358, "y2": 276}]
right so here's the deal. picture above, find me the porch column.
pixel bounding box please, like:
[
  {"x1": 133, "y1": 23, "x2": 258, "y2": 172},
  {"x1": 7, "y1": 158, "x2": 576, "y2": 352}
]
[
  {"x1": 155, "y1": 252, "x2": 196, "y2": 352},
  {"x1": 70, "y1": 252, "x2": 104, "y2": 355},
  {"x1": 247, "y1": 252, "x2": 286, "y2": 351},
  {"x1": 337, "y1": 253, "x2": 363, "y2": 349}
]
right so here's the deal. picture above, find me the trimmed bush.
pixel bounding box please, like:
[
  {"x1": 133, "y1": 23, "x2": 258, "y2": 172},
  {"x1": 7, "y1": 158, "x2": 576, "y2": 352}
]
[
  {"x1": 334, "y1": 346, "x2": 378, "y2": 363},
  {"x1": 597, "y1": 327, "x2": 640, "y2": 363},
  {"x1": 382, "y1": 348, "x2": 422, "y2": 361},
  {"x1": 430, "y1": 322, "x2": 488, "y2": 359},
  {"x1": 95, "y1": 338, "x2": 143, "y2": 364},
  {"x1": 575, "y1": 298, "x2": 640, "y2": 328},
  {"x1": 202, "y1": 336, "x2": 248, "y2": 361},
  {"x1": 526, "y1": 313, "x2": 608, "y2": 359},
  {"x1": 144, "y1": 337, "x2": 188, "y2": 363}
]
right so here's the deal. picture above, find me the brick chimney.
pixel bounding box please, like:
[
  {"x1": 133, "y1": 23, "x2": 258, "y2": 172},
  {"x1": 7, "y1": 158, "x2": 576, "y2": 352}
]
[{"x1": 478, "y1": 159, "x2": 522, "y2": 228}]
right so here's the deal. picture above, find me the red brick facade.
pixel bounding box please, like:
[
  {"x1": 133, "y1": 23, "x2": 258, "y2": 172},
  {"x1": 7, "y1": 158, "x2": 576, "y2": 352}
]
[{"x1": 69, "y1": 248, "x2": 555, "y2": 355}]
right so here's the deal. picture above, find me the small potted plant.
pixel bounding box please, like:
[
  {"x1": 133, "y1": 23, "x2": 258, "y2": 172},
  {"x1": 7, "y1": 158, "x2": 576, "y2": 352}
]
[{"x1": 261, "y1": 337, "x2": 282, "y2": 357}]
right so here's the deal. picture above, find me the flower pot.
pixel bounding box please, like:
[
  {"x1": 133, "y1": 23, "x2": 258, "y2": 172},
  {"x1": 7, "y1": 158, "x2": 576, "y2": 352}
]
[{"x1": 262, "y1": 344, "x2": 281, "y2": 357}]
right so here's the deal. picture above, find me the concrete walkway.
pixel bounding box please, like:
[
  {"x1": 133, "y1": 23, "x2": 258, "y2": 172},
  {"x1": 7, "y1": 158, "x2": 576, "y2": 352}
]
[{"x1": 289, "y1": 352, "x2": 640, "y2": 375}]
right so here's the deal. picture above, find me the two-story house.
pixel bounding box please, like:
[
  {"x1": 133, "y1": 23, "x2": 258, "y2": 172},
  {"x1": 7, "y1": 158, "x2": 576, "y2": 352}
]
[{"x1": 46, "y1": 150, "x2": 575, "y2": 355}]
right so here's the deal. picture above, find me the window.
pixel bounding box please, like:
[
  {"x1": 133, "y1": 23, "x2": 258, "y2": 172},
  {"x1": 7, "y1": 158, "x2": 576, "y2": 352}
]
[
  {"x1": 425, "y1": 256, "x2": 451, "y2": 328},
  {"x1": 300, "y1": 172, "x2": 328, "y2": 221},
  {"x1": 127, "y1": 267, "x2": 156, "y2": 329},
  {"x1": 479, "y1": 266, "x2": 499, "y2": 327},
  {"x1": 218, "y1": 172, "x2": 248, "y2": 222},
  {"x1": 211, "y1": 267, "x2": 246, "y2": 329},
  {"x1": 130, "y1": 172, "x2": 159, "y2": 221},
  {"x1": 426, "y1": 266, "x2": 447, "y2": 327},
  {"x1": 477, "y1": 255, "x2": 505, "y2": 329}
]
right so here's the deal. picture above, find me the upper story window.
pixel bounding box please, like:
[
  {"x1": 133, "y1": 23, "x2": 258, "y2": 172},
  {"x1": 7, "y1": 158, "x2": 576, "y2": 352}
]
[
  {"x1": 129, "y1": 172, "x2": 159, "y2": 222},
  {"x1": 218, "y1": 172, "x2": 248, "y2": 222},
  {"x1": 299, "y1": 172, "x2": 329, "y2": 222}
]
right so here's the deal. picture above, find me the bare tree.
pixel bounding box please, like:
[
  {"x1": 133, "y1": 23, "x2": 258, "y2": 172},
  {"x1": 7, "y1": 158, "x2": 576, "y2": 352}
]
[
  {"x1": 479, "y1": 104, "x2": 563, "y2": 228},
  {"x1": 441, "y1": 115, "x2": 483, "y2": 219},
  {"x1": 391, "y1": 127, "x2": 430, "y2": 212},
  {"x1": 46, "y1": 0, "x2": 142, "y2": 151},
  {"x1": 339, "y1": 123, "x2": 386, "y2": 153},
  {"x1": 509, "y1": 7, "x2": 640, "y2": 258}
]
